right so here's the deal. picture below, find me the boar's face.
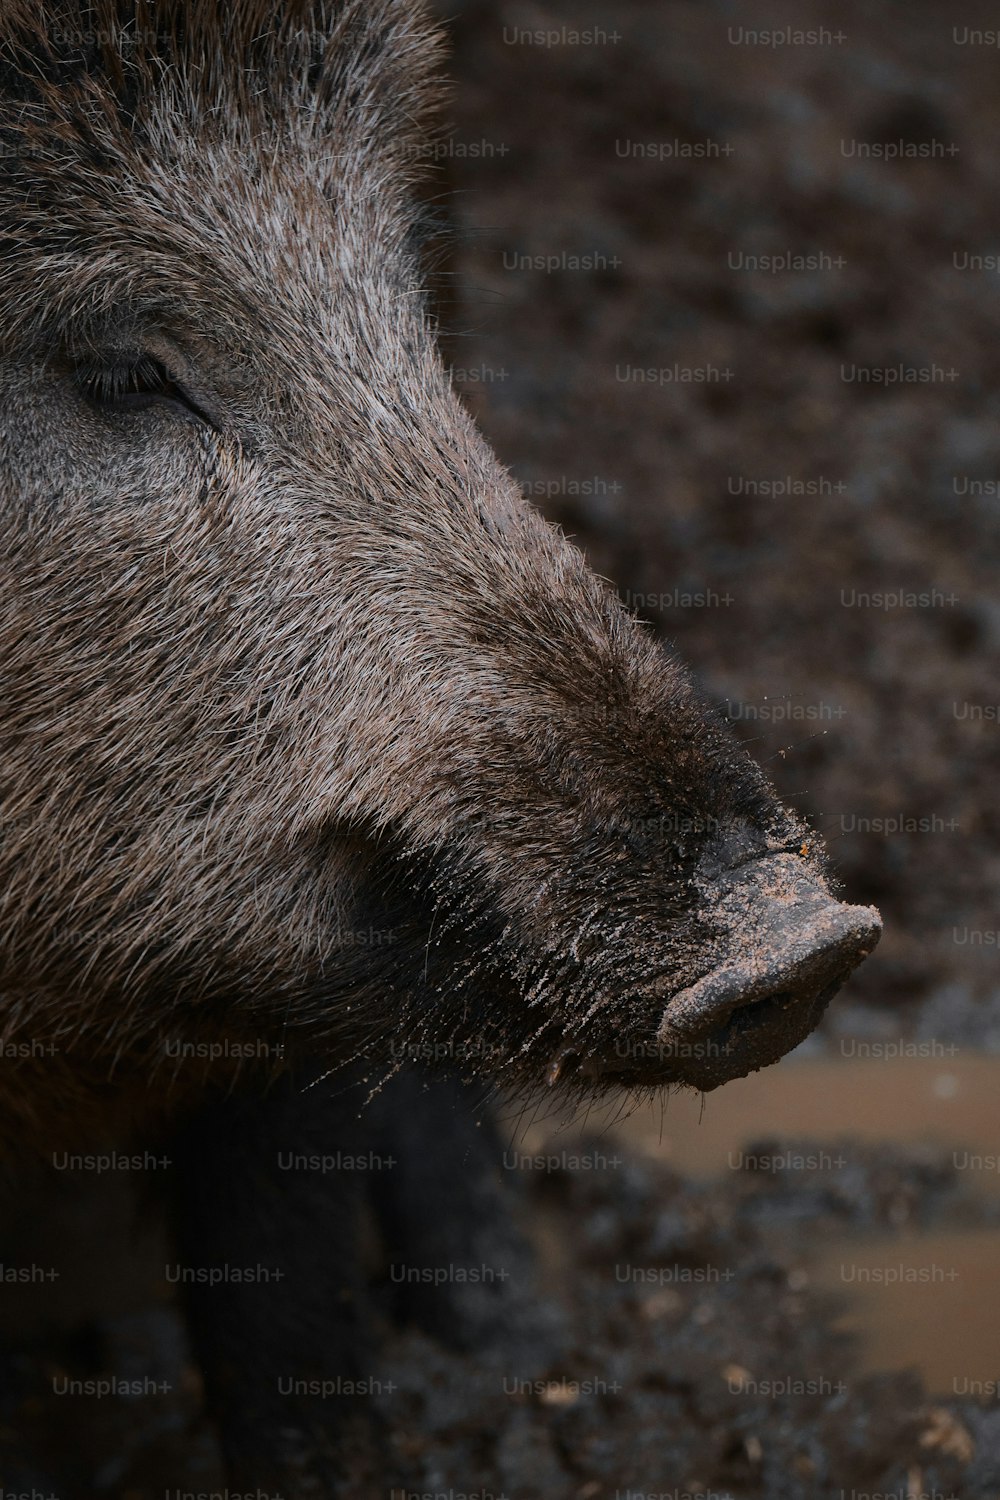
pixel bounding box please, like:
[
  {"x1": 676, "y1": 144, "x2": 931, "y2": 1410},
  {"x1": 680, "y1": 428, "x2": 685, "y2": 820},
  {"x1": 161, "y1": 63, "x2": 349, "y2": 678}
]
[{"x1": 0, "y1": 1, "x2": 879, "y2": 1109}]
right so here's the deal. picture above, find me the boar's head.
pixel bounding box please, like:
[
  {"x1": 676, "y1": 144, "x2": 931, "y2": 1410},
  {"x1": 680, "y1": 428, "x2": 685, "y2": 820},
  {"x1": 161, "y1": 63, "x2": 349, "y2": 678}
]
[{"x1": 0, "y1": 0, "x2": 879, "y2": 1123}]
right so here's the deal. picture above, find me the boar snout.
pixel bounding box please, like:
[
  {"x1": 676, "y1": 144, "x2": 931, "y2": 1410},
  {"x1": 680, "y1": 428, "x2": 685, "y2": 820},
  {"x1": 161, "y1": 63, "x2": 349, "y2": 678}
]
[
  {"x1": 654, "y1": 853, "x2": 882, "y2": 1089},
  {"x1": 568, "y1": 853, "x2": 880, "y2": 1092}
]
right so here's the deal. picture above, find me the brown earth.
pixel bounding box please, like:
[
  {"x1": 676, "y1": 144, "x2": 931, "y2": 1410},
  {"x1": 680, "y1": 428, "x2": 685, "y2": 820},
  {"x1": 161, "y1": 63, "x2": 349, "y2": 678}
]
[{"x1": 5, "y1": 1132, "x2": 1000, "y2": 1497}]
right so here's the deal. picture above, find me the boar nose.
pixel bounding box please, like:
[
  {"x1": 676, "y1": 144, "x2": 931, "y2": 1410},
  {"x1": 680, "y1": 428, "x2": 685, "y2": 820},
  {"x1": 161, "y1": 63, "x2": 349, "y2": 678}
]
[{"x1": 655, "y1": 853, "x2": 881, "y2": 1068}]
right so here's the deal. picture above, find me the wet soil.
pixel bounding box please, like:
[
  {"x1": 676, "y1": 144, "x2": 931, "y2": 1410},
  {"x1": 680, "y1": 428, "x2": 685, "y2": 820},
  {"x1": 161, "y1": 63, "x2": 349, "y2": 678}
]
[{"x1": 5, "y1": 1103, "x2": 1000, "y2": 1497}]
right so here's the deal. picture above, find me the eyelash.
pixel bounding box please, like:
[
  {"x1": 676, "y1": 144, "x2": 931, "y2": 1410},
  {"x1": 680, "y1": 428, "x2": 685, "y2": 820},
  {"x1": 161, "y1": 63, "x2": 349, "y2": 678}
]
[
  {"x1": 78, "y1": 355, "x2": 214, "y2": 425},
  {"x1": 80, "y1": 354, "x2": 175, "y2": 404}
]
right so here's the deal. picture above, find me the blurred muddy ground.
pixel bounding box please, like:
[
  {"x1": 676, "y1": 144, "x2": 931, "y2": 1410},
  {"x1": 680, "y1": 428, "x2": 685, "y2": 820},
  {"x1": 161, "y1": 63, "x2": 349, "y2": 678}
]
[
  {"x1": 6, "y1": 1117, "x2": 1000, "y2": 1498},
  {"x1": 5, "y1": 0, "x2": 1000, "y2": 1495}
]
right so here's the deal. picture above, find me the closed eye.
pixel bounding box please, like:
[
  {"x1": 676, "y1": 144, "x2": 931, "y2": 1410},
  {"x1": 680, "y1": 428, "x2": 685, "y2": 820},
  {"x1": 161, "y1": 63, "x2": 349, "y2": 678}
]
[{"x1": 78, "y1": 353, "x2": 216, "y2": 427}]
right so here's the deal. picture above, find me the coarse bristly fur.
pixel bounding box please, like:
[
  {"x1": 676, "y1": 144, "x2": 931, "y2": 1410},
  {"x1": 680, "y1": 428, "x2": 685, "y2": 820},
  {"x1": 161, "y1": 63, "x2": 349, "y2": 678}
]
[{"x1": 0, "y1": 0, "x2": 828, "y2": 1156}]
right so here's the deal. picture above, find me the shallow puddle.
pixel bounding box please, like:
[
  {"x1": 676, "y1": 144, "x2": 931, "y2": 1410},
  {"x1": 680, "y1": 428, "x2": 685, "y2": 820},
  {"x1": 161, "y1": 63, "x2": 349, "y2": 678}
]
[
  {"x1": 511, "y1": 1052, "x2": 1000, "y2": 1395},
  {"x1": 811, "y1": 1226, "x2": 1000, "y2": 1396}
]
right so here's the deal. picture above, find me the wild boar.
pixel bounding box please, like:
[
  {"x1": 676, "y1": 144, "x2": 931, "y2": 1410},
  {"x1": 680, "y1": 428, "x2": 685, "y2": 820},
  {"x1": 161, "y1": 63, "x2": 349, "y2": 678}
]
[{"x1": 0, "y1": 0, "x2": 880, "y2": 1490}]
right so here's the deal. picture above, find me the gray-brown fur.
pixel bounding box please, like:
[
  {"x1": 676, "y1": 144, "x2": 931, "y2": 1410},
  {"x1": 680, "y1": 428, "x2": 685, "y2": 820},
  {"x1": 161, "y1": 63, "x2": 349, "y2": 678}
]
[{"x1": 0, "y1": 1, "x2": 878, "y2": 1158}]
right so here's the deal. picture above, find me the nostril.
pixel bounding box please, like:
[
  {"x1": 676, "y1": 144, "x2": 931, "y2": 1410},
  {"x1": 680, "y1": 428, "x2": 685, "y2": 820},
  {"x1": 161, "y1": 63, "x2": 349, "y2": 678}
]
[
  {"x1": 710, "y1": 959, "x2": 858, "y2": 1044},
  {"x1": 722, "y1": 989, "x2": 796, "y2": 1030},
  {"x1": 762, "y1": 990, "x2": 797, "y2": 1012},
  {"x1": 734, "y1": 961, "x2": 856, "y2": 1037},
  {"x1": 727, "y1": 988, "x2": 799, "y2": 1034}
]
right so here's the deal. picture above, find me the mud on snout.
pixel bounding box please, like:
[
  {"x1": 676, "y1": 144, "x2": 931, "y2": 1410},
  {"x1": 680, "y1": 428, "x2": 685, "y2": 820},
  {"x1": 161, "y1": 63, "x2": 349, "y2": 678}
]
[{"x1": 552, "y1": 852, "x2": 881, "y2": 1093}]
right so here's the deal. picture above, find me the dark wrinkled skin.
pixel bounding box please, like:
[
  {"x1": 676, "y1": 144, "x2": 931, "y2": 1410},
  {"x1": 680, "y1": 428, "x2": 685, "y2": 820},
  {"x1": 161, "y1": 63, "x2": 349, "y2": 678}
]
[{"x1": 0, "y1": 1, "x2": 879, "y2": 1491}]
